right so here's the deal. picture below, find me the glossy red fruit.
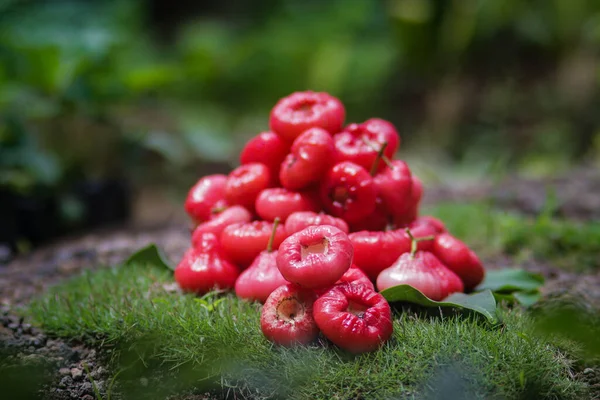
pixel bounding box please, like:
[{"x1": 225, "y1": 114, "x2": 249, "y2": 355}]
[
  {"x1": 376, "y1": 251, "x2": 464, "y2": 301},
  {"x1": 285, "y1": 211, "x2": 349, "y2": 235},
  {"x1": 408, "y1": 216, "x2": 447, "y2": 234},
  {"x1": 225, "y1": 163, "x2": 271, "y2": 211},
  {"x1": 348, "y1": 197, "x2": 389, "y2": 232},
  {"x1": 184, "y1": 175, "x2": 228, "y2": 224},
  {"x1": 270, "y1": 91, "x2": 345, "y2": 142},
  {"x1": 350, "y1": 227, "x2": 437, "y2": 281},
  {"x1": 280, "y1": 127, "x2": 335, "y2": 190},
  {"x1": 240, "y1": 131, "x2": 289, "y2": 184},
  {"x1": 349, "y1": 230, "x2": 410, "y2": 281},
  {"x1": 191, "y1": 206, "x2": 252, "y2": 241},
  {"x1": 175, "y1": 233, "x2": 240, "y2": 294},
  {"x1": 320, "y1": 161, "x2": 377, "y2": 224},
  {"x1": 234, "y1": 220, "x2": 289, "y2": 303},
  {"x1": 314, "y1": 283, "x2": 393, "y2": 353},
  {"x1": 277, "y1": 225, "x2": 353, "y2": 289},
  {"x1": 405, "y1": 222, "x2": 438, "y2": 252},
  {"x1": 260, "y1": 284, "x2": 320, "y2": 346},
  {"x1": 255, "y1": 188, "x2": 319, "y2": 222},
  {"x1": 336, "y1": 265, "x2": 374, "y2": 290},
  {"x1": 393, "y1": 176, "x2": 423, "y2": 227},
  {"x1": 373, "y1": 160, "x2": 412, "y2": 217},
  {"x1": 333, "y1": 119, "x2": 399, "y2": 172},
  {"x1": 235, "y1": 250, "x2": 287, "y2": 302},
  {"x1": 221, "y1": 221, "x2": 287, "y2": 268},
  {"x1": 432, "y1": 233, "x2": 485, "y2": 291}
]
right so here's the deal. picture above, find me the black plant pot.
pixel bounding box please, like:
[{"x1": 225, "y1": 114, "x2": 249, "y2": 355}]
[
  {"x1": 71, "y1": 179, "x2": 131, "y2": 229},
  {"x1": 0, "y1": 179, "x2": 131, "y2": 263}
]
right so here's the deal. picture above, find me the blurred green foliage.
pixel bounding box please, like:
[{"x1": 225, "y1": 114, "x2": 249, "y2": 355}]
[{"x1": 1, "y1": 0, "x2": 600, "y2": 193}]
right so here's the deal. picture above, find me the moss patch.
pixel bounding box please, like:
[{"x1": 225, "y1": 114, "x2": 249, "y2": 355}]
[{"x1": 29, "y1": 264, "x2": 587, "y2": 399}]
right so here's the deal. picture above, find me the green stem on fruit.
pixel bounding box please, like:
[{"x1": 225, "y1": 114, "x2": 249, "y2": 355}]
[
  {"x1": 361, "y1": 137, "x2": 394, "y2": 169},
  {"x1": 404, "y1": 228, "x2": 435, "y2": 257},
  {"x1": 369, "y1": 141, "x2": 388, "y2": 176},
  {"x1": 267, "y1": 217, "x2": 281, "y2": 253}
]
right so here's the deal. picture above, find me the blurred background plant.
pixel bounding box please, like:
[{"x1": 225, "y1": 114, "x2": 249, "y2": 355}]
[{"x1": 1, "y1": 0, "x2": 599, "y2": 250}]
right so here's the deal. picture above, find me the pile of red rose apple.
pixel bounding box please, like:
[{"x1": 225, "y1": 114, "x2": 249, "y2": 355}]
[{"x1": 175, "y1": 91, "x2": 485, "y2": 354}]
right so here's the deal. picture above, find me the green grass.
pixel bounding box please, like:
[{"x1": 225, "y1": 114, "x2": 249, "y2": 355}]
[
  {"x1": 29, "y1": 264, "x2": 588, "y2": 399},
  {"x1": 424, "y1": 202, "x2": 600, "y2": 271}
]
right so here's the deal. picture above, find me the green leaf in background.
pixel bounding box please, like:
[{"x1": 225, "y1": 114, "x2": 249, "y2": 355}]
[
  {"x1": 476, "y1": 268, "x2": 544, "y2": 292},
  {"x1": 380, "y1": 285, "x2": 498, "y2": 323},
  {"x1": 512, "y1": 291, "x2": 542, "y2": 307},
  {"x1": 125, "y1": 244, "x2": 175, "y2": 271}
]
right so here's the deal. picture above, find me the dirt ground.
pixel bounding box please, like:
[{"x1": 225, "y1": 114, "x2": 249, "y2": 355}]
[{"x1": 1, "y1": 165, "x2": 599, "y2": 399}]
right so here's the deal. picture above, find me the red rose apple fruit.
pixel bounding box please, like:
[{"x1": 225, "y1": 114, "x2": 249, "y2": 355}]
[
  {"x1": 348, "y1": 197, "x2": 389, "y2": 232},
  {"x1": 280, "y1": 127, "x2": 335, "y2": 190},
  {"x1": 393, "y1": 176, "x2": 423, "y2": 227},
  {"x1": 175, "y1": 233, "x2": 240, "y2": 294},
  {"x1": 221, "y1": 221, "x2": 287, "y2": 268},
  {"x1": 376, "y1": 250, "x2": 464, "y2": 301},
  {"x1": 349, "y1": 230, "x2": 410, "y2": 281},
  {"x1": 224, "y1": 163, "x2": 271, "y2": 211},
  {"x1": 255, "y1": 188, "x2": 319, "y2": 222},
  {"x1": 314, "y1": 283, "x2": 393, "y2": 353},
  {"x1": 269, "y1": 91, "x2": 345, "y2": 142},
  {"x1": 333, "y1": 118, "x2": 399, "y2": 172},
  {"x1": 184, "y1": 174, "x2": 228, "y2": 224},
  {"x1": 432, "y1": 233, "x2": 485, "y2": 291},
  {"x1": 285, "y1": 211, "x2": 349, "y2": 235},
  {"x1": 235, "y1": 218, "x2": 289, "y2": 303},
  {"x1": 336, "y1": 265, "x2": 374, "y2": 290},
  {"x1": 350, "y1": 227, "x2": 437, "y2": 281},
  {"x1": 240, "y1": 131, "x2": 289, "y2": 184},
  {"x1": 277, "y1": 225, "x2": 353, "y2": 289},
  {"x1": 320, "y1": 161, "x2": 377, "y2": 224},
  {"x1": 373, "y1": 160, "x2": 413, "y2": 217},
  {"x1": 260, "y1": 284, "x2": 320, "y2": 346},
  {"x1": 408, "y1": 216, "x2": 447, "y2": 234},
  {"x1": 191, "y1": 205, "x2": 252, "y2": 241}
]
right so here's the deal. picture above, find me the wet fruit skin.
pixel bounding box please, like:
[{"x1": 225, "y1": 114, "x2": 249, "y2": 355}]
[
  {"x1": 224, "y1": 163, "x2": 272, "y2": 211},
  {"x1": 240, "y1": 131, "x2": 290, "y2": 184},
  {"x1": 408, "y1": 216, "x2": 447, "y2": 235},
  {"x1": 175, "y1": 233, "x2": 240, "y2": 294},
  {"x1": 279, "y1": 127, "x2": 335, "y2": 190},
  {"x1": 348, "y1": 197, "x2": 389, "y2": 232},
  {"x1": 235, "y1": 250, "x2": 289, "y2": 303},
  {"x1": 313, "y1": 283, "x2": 393, "y2": 354},
  {"x1": 336, "y1": 265, "x2": 374, "y2": 290},
  {"x1": 260, "y1": 284, "x2": 320, "y2": 346},
  {"x1": 184, "y1": 174, "x2": 228, "y2": 224},
  {"x1": 269, "y1": 91, "x2": 345, "y2": 143},
  {"x1": 333, "y1": 118, "x2": 399, "y2": 172},
  {"x1": 320, "y1": 161, "x2": 377, "y2": 224},
  {"x1": 432, "y1": 233, "x2": 485, "y2": 291},
  {"x1": 276, "y1": 225, "x2": 353, "y2": 289},
  {"x1": 255, "y1": 188, "x2": 319, "y2": 222},
  {"x1": 393, "y1": 176, "x2": 423, "y2": 227},
  {"x1": 220, "y1": 221, "x2": 288, "y2": 268},
  {"x1": 376, "y1": 251, "x2": 464, "y2": 301},
  {"x1": 191, "y1": 205, "x2": 252, "y2": 242},
  {"x1": 373, "y1": 160, "x2": 413, "y2": 218},
  {"x1": 284, "y1": 211, "x2": 349, "y2": 235}
]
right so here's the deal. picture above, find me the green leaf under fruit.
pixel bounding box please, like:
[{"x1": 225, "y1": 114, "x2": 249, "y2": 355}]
[
  {"x1": 475, "y1": 268, "x2": 544, "y2": 293},
  {"x1": 125, "y1": 244, "x2": 175, "y2": 271},
  {"x1": 380, "y1": 285, "x2": 498, "y2": 323},
  {"x1": 512, "y1": 291, "x2": 542, "y2": 307}
]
